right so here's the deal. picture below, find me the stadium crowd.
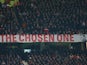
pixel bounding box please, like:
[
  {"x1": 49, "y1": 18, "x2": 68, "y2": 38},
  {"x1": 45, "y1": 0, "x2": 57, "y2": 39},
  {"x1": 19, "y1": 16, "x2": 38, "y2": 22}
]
[
  {"x1": 0, "y1": 45, "x2": 87, "y2": 65},
  {"x1": 0, "y1": 0, "x2": 87, "y2": 34},
  {"x1": 0, "y1": 0, "x2": 87, "y2": 65},
  {"x1": 27, "y1": 52, "x2": 87, "y2": 65},
  {"x1": 0, "y1": 53, "x2": 24, "y2": 65}
]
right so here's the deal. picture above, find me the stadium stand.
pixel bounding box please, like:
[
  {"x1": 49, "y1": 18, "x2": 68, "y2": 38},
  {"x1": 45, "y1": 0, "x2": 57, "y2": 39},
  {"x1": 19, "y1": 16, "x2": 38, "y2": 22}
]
[
  {"x1": 0, "y1": 0, "x2": 87, "y2": 65},
  {"x1": 0, "y1": 43, "x2": 87, "y2": 65},
  {"x1": 0, "y1": 53, "x2": 23, "y2": 65},
  {"x1": 0, "y1": 0, "x2": 87, "y2": 34},
  {"x1": 27, "y1": 52, "x2": 87, "y2": 65}
]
